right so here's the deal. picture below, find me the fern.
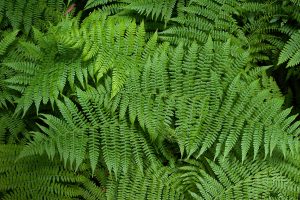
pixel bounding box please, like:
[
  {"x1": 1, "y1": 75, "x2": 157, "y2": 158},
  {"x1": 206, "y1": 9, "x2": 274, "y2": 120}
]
[
  {"x1": 106, "y1": 165, "x2": 183, "y2": 200},
  {"x1": 84, "y1": 0, "x2": 178, "y2": 22},
  {"x1": 0, "y1": 30, "x2": 19, "y2": 55},
  {"x1": 110, "y1": 37, "x2": 300, "y2": 161},
  {"x1": 124, "y1": 0, "x2": 177, "y2": 22},
  {"x1": 19, "y1": 30, "x2": 300, "y2": 179},
  {"x1": 85, "y1": 0, "x2": 119, "y2": 10},
  {"x1": 0, "y1": 30, "x2": 19, "y2": 108},
  {"x1": 160, "y1": 0, "x2": 246, "y2": 46},
  {"x1": 0, "y1": 111, "x2": 27, "y2": 144},
  {"x1": 237, "y1": 1, "x2": 294, "y2": 64},
  {"x1": 180, "y1": 157, "x2": 300, "y2": 199},
  {"x1": 4, "y1": 19, "x2": 87, "y2": 115},
  {"x1": 79, "y1": 12, "x2": 159, "y2": 97},
  {"x1": 19, "y1": 85, "x2": 159, "y2": 175},
  {"x1": 1, "y1": 0, "x2": 65, "y2": 34},
  {"x1": 1, "y1": 2, "x2": 300, "y2": 199},
  {"x1": 0, "y1": 145, "x2": 106, "y2": 199},
  {"x1": 278, "y1": 31, "x2": 300, "y2": 67}
]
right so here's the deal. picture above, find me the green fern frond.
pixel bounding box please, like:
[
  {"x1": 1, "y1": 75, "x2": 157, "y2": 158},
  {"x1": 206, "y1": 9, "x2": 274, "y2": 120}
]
[
  {"x1": 160, "y1": 0, "x2": 244, "y2": 45},
  {"x1": 106, "y1": 36, "x2": 299, "y2": 161},
  {"x1": 0, "y1": 30, "x2": 19, "y2": 56},
  {"x1": 85, "y1": 0, "x2": 119, "y2": 10},
  {"x1": 278, "y1": 31, "x2": 300, "y2": 67},
  {"x1": 241, "y1": 16, "x2": 288, "y2": 63},
  {"x1": 181, "y1": 157, "x2": 300, "y2": 199},
  {"x1": 3, "y1": 19, "x2": 88, "y2": 115},
  {"x1": 0, "y1": 111, "x2": 27, "y2": 144},
  {"x1": 107, "y1": 165, "x2": 182, "y2": 200},
  {"x1": 1, "y1": 5, "x2": 299, "y2": 199},
  {"x1": 0, "y1": 69, "x2": 18, "y2": 109},
  {"x1": 0, "y1": 145, "x2": 106, "y2": 199},
  {"x1": 80, "y1": 12, "x2": 160, "y2": 97},
  {"x1": 84, "y1": 0, "x2": 177, "y2": 22},
  {"x1": 18, "y1": 97, "x2": 90, "y2": 170},
  {"x1": 238, "y1": 2, "x2": 279, "y2": 13},
  {"x1": 0, "y1": 0, "x2": 5, "y2": 24},
  {"x1": 124, "y1": 0, "x2": 177, "y2": 22},
  {"x1": 290, "y1": 0, "x2": 300, "y2": 7},
  {"x1": 19, "y1": 86, "x2": 159, "y2": 175},
  {"x1": 2, "y1": 0, "x2": 65, "y2": 34},
  {"x1": 0, "y1": 31, "x2": 20, "y2": 108}
]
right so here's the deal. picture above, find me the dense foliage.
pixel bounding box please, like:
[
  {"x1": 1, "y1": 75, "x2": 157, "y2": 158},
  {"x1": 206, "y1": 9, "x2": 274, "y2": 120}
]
[{"x1": 1, "y1": 0, "x2": 300, "y2": 199}]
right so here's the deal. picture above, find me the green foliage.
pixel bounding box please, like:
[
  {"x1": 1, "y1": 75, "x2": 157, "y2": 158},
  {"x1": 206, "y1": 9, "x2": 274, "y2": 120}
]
[
  {"x1": 1, "y1": 0, "x2": 300, "y2": 199},
  {"x1": 84, "y1": 0, "x2": 177, "y2": 22},
  {"x1": 106, "y1": 165, "x2": 182, "y2": 200},
  {"x1": 3, "y1": 23, "x2": 87, "y2": 115},
  {"x1": 85, "y1": 0, "x2": 118, "y2": 10},
  {"x1": 19, "y1": 87, "x2": 158, "y2": 175},
  {"x1": 0, "y1": 145, "x2": 106, "y2": 199},
  {"x1": 0, "y1": 30, "x2": 19, "y2": 108},
  {"x1": 160, "y1": 0, "x2": 245, "y2": 46},
  {"x1": 180, "y1": 156, "x2": 300, "y2": 199},
  {"x1": 278, "y1": 32, "x2": 300, "y2": 67},
  {"x1": 4, "y1": 12, "x2": 164, "y2": 116},
  {"x1": 0, "y1": 0, "x2": 65, "y2": 34},
  {"x1": 0, "y1": 111, "x2": 27, "y2": 144},
  {"x1": 124, "y1": 0, "x2": 177, "y2": 21}
]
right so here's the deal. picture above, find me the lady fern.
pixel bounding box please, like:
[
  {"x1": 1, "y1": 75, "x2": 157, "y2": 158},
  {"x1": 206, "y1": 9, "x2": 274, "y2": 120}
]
[
  {"x1": 1, "y1": 1, "x2": 300, "y2": 199},
  {"x1": 180, "y1": 157, "x2": 300, "y2": 199},
  {"x1": 0, "y1": 145, "x2": 106, "y2": 199},
  {"x1": 278, "y1": 32, "x2": 300, "y2": 67},
  {"x1": 84, "y1": 0, "x2": 178, "y2": 22},
  {"x1": 1, "y1": 0, "x2": 65, "y2": 34},
  {"x1": 19, "y1": 86, "x2": 159, "y2": 175}
]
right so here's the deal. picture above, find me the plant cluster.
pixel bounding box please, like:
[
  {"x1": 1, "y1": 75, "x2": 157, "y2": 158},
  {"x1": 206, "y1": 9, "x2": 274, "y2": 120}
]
[{"x1": 1, "y1": 0, "x2": 300, "y2": 199}]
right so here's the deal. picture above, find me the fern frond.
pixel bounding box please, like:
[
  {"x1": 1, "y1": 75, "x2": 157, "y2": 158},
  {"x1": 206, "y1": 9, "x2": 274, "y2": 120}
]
[
  {"x1": 80, "y1": 12, "x2": 158, "y2": 97},
  {"x1": 0, "y1": 30, "x2": 19, "y2": 56},
  {"x1": 160, "y1": 0, "x2": 244, "y2": 45},
  {"x1": 0, "y1": 0, "x2": 5, "y2": 24},
  {"x1": 18, "y1": 98, "x2": 89, "y2": 170},
  {"x1": 107, "y1": 165, "x2": 182, "y2": 200},
  {"x1": 85, "y1": 0, "x2": 119, "y2": 10},
  {"x1": 2, "y1": 0, "x2": 65, "y2": 34},
  {"x1": 4, "y1": 7, "x2": 300, "y2": 199},
  {"x1": 0, "y1": 69, "x2": 19, "y2": 109},
  {"x1": 106, "y1": 36, "x2": 300, "y2": 161},
  {"x1": 0, "y1": 111, "x2": 27, "y2": 144},
  {"x1": 0, "y1": 31, "x2": 21, "y2": 108},
  {"x1": 278, "y1": 31, "x2": 300, "y2": 67},
  {"x1": 19, "y1": 87, "x2": 159, "y2": 175},
  {"x1": 0, "y1": 145, "x2": 106, "y2": 199},
  {"x1": 180, "y1": 157, "x2": 300, "y2": 199},
  {"x1": 4, "y1": 19, "x2": 88, "y2": 115},
  {"x1": 124, "y1": 0, "x2": 177, "y2": 22}
]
